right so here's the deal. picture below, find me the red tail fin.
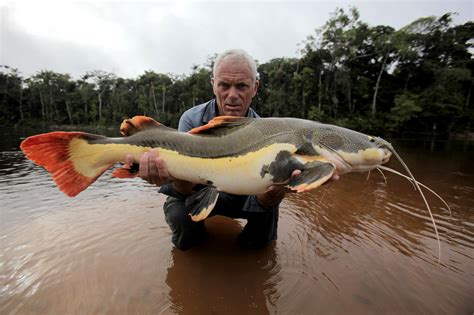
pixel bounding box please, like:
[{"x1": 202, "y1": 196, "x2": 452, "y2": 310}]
[{"x1": 20, "y1": 132, "x2": 107, "y2": 197}]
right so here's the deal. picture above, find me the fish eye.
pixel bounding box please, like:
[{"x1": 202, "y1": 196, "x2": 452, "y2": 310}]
[{"x1": 368, "y1": 136, "x2": 375, "y2": 143}]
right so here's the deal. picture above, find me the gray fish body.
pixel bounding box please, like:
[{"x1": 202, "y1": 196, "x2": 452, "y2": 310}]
[{"x1": 91, "y1": 117, "x2": 391, "y2": 188}]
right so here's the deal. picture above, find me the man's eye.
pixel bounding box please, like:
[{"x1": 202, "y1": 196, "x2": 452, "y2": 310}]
[
  {"x1": 236, "y1": 83, "x2": 249, "y2": 90},
  {"x1": 219, "y1": 83, "x2": 230, "y2": 89}
]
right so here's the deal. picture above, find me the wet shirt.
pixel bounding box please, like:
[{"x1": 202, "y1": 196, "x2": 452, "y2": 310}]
[{"x1": 159, "y1": 99, "x2": 271, "y2": 213}]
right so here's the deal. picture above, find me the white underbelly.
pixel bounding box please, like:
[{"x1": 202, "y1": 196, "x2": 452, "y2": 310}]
[{"x1": 158, "y1": 143, "x2": 298, "y2": 195}]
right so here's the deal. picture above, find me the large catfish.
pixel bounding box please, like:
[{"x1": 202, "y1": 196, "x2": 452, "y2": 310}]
[{"x1": 20, "y1": 116, "x2": 448, "y2": 259}]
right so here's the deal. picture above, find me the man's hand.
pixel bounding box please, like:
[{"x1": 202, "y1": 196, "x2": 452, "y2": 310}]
[
  {"x1": 125, "y1": 149, "x2": 194, "y2": 195},
  {"x1": 256, "y1": 170, "x2": 302, "y2": 209},
  {"x1": 255, "y1": 170, "x2": 340, "y2": 209}
]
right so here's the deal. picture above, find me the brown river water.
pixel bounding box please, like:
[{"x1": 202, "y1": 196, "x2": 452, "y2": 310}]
[{"x1": 1, "y1": 129, "x2": 473, "y2": 314}]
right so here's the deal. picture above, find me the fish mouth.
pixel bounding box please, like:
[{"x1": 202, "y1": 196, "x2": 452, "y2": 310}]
[
  {"x1": 318, "y1": 143, "x2": 392, "y2": 174},
  {"x1": 318, "y1": 143, "x2": 352, "y2": 173},
  {"x1": 382, "y1": 148, "x2": 392, "y2": 163}
]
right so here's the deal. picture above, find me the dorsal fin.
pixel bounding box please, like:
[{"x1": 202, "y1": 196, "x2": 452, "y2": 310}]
[
  {"x1": 188, "y1": 116, "x2": 253, "y2": 135},
  {"x1": 120, "y1": 116, "x2": 162, "y2": 136}
]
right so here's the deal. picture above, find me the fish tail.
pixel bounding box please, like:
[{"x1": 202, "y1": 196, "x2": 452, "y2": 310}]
[{"x1": 20, "y1": 131, "x2": 112, "y2": 197}]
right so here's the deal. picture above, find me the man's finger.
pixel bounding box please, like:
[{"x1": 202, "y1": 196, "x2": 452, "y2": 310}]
[
  {"x1": 139, "y1": 152, "x2": 150, "y2": 179},
  {"x1": 148, "y1": 149, "x2": 158, "y2": 159},
  {"x1": 147, "y1": 153, "x2": 161, "y2": 184},
  {"x1": 291, "y1": 169, "x2": 302, "y2": 178},
  {"x1": 125, "y1": 154, "x2": 133, "y2": 165},
  {"x1": 155, "y1": 157, "x2": 170, "y2": 182}
]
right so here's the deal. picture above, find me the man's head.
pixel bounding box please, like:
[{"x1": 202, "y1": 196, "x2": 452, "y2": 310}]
[{"x1": 211, "y1": 49, "x2": 259, "y2": 117}]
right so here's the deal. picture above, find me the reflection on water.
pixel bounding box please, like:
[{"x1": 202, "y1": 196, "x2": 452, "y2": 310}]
[
  {"x1": 1, "y1": 129, "x2": 473, "y2": 314},
  {"x1": 165, "y1": 218, "x2": 278, "y2": 314}
]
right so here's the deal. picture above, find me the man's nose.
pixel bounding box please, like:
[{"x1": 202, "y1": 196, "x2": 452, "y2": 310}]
[{"x1": 228, "y1": 86, "x2": 239, "y2": 99}]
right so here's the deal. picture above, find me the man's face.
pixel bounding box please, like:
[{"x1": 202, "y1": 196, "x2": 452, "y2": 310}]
[{"x1": 211, "y1": 57, "x2": 259, "y2": 117}]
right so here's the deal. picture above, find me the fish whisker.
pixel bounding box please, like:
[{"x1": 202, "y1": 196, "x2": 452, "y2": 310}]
[
  {"x1": 318, "y1": 181, "x2": 331, "y2": 205},
  {"x1": 375, "y1": 167, "x2": 387, "y2": 184},
  {"x1": 381, "y1": 147, "x2": 442, "y2": 264},
  {"x1": 378, "y1": 165, "x2": 451, "y2": 216}
]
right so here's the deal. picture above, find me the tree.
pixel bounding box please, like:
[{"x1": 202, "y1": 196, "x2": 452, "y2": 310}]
[{"x1": 84, "y1": 70, "x2": 117, "y2": 124}]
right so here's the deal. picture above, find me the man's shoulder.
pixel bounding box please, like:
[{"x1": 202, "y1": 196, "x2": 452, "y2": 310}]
[
  {"x1": 182, "y1": 101, "x2": 212, "y2": 117},
  {"x1": 179, "y1": 100, "x2": 214, "y2": 132},
  {"x1": 181, "y1": 100, "x2": 212, "y2": 118}
]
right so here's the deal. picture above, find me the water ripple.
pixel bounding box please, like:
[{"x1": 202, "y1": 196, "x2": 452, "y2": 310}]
[{"x1": 2, "y1": 140, "x2": 474, "y2": 314}]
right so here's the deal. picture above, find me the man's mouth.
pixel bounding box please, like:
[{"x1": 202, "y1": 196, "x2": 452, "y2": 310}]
[{"x1": 224, "y1": 104, "x2": 242, "y2": 112}]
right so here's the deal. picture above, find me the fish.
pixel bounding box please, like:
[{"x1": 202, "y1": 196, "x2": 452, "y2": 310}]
[{"x1": 20, "y1": 115, "x2": 449, "y2": 261}]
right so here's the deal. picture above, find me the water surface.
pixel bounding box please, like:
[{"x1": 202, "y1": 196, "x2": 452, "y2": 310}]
[{"x1": 1, "y1": 129, "x2": 473, "y2": 314}]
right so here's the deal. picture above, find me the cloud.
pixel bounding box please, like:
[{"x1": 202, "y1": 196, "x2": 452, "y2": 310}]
[
  {"x1": 1, "y1": 1, "x2": 472, "y2": 79},
  {"x1": 1, "y1": 4, "x2": 125, "y2": 78}
]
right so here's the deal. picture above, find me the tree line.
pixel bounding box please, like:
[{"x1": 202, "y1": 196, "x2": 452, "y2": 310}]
[{"x1": 1, "y1": 8, "x2": 473, "y2": 136}]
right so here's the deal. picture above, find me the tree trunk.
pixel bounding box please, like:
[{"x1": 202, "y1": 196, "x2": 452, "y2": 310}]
[
  {"x1": 372, "y1": 53, "x2": 388, "y2": 116},
  {"x1": 80, "y1": 87, "x2": 88, "y2": 125},
  {"x1": 404, "y1": 73, "x2": 411, "y2": 92},
  {"x1": 39, "y1": 90, "x2": 45, "y2": 120},
  {"x1": 49, "y1": 86, "x2": 54, "y2": 122},
  {"x1": 53, "y1": 103, "x2": 60, "y2": 122},
  {"x1": 347, "y1": 78, "x2": 352, "y2": 113},
  {"x1": 466, "y1": 82, "x2": 472, "y2": 108},
  {"x1": 318, "y1": 71, "x2": 322, "y2": 112},
  {"x1": 301, "y1": 88, "x2": 306, "y2": 118},
  {"x1": 48, "y1": 85, "x2": 54, "y2": 122},
  {"x1": 162, "y1": 84, "x2": 166, "y2": 113},
  {"x1": 65, "y1": 98, "x2": 73, "y2": 124},
  {"x1": 84, "y1": 98, "x2": 88, "y2": 125},
  {"x1": 19, "y1": 87, "x2": 24, "y2": 121},
  {"x1": 98, "y1": 91, "x2": 102, "y2": 121},
  {"x1": 150, "y1": 83, "x2": 158, "y2": 116}
]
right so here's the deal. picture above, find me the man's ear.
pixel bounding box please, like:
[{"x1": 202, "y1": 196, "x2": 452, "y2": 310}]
[
  {"x1": 210, "y1": 78, "x2": 217, "y2": 95},
  {"x1": 252, "y1": 80, "x2": 260, "y2": 97}
]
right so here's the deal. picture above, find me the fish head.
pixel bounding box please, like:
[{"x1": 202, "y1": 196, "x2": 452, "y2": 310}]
[{"x1": 311, "y1": 124, "x2": 392, "y2": 174}]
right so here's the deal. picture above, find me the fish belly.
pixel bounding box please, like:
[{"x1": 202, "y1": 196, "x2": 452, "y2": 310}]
[{"x1": 158, "y1": 143, "x2": 298, "y2": 195}]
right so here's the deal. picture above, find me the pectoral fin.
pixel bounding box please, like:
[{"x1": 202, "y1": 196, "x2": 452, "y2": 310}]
[
  {"x1": 287, "y1": 161, "x2": 335, "y2": 193},
  {"x1": 186, "y1": 186, "x2": 219, "y2": 222}
]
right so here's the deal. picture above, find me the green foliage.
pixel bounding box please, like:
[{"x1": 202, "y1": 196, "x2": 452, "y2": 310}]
[
  {"x1": 307, "y1": 106, "x2": 325, "y2": 121},
  {"x1": 388, "y1": 92, "x2": 422, "y2": 129},
  {"x1": 0, "y1": 10, "x2": 472, "y2": 137}
]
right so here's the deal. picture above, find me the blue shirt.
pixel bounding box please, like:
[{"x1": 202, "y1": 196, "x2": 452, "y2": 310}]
[
  {"x1": 178, "y1": 99, "x2": 260, "y2": 132},
  {"x1": 159, "y1": 99, "x2": 272, "y2": 213}
]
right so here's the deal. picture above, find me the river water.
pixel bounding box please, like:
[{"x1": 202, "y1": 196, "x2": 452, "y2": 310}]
[{"x1": 1, "y1": 128, "x2": 473, "y2": 314}]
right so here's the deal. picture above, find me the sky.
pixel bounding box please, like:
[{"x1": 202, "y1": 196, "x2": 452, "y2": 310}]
[{"x1": 1, "y1": 0, "x2": 472, "y2": 79}]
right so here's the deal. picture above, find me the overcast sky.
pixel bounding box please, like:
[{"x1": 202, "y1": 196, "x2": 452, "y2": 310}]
[{"x1": 1, "y1": 0, "x2": 472, "y2": 79}]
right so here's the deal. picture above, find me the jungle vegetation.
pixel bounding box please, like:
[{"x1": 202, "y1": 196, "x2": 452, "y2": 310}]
[{"x1": 1, "y1": 9, "x2": 473, "y2": 137}]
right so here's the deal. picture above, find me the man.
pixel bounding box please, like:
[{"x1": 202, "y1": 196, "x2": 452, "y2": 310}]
[{"x1": 126, "y1": 49, "x2": 299, "y2": 250}]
